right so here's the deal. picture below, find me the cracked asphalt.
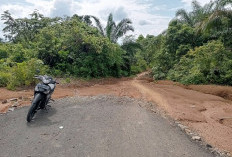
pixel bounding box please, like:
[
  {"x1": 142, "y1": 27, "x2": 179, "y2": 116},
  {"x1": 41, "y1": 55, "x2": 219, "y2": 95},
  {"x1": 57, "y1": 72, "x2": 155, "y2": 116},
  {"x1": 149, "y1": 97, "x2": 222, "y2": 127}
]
[{"x1": 0, "y1": 96, "x2": 216, "y2": 157}]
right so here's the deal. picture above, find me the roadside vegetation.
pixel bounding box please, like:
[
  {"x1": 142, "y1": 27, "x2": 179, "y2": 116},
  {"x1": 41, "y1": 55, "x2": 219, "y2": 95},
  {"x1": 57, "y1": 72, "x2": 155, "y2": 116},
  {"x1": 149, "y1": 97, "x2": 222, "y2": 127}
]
[
  {"x1": 0, "y1": 0, "x2": 231, "y2": 90},
  {"x1": 150, "y1": 0, "x2": 232, "y2": 85}
]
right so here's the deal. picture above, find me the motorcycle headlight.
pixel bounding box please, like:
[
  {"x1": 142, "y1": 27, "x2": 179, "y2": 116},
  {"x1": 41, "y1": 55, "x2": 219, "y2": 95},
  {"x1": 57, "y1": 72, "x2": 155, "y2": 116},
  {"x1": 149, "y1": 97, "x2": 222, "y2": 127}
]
[{"x1": 35, "y1": 84, "x2": 50, "y2": 94}]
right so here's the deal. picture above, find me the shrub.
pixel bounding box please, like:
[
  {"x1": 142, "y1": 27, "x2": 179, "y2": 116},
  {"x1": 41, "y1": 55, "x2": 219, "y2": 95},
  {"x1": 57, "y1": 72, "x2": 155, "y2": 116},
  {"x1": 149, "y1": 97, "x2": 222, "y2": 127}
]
[
  {"x1": 5, "y1": 59, "x2": 48, "y2": 90},
  {"x1": 0, "y1": 44, "x2": 8, "y2": 59},
  {"x1": 36, "y1": 20, "x2": 125, "y2": 78},
  {"x1": 0, "y1": 72, "x2": 11, "y2": 87},
  {"x1": 167, "y1": 40, "x2": 232, "y2": 85},
  {"x1": 152, "y1": 49, "x2": 173, "y2": 80}
]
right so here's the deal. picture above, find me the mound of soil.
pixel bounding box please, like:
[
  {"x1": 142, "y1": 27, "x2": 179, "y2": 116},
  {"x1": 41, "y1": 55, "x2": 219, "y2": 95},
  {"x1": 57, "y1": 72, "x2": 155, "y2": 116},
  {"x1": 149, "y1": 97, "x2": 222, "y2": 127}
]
[
  {"x1": 155, "y1": 80, "x2": 232, "y2": 101},
  {"x1": 187, "y1": 85, "x2": 232, "y2": 101}
]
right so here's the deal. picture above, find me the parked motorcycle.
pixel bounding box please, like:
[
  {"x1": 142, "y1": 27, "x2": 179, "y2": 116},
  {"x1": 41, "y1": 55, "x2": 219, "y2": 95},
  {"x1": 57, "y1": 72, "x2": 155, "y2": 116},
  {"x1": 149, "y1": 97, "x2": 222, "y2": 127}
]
[{"x1": 27, "y1": 75, "x2": 58, "y2": 122}]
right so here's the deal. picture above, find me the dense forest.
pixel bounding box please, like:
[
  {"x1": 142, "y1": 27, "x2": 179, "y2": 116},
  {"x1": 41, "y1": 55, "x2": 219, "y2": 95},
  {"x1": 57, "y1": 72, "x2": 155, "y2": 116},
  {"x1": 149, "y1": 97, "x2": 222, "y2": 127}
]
[{"x1": 0, "y1": 0, "x2": 231, "y2": 90}]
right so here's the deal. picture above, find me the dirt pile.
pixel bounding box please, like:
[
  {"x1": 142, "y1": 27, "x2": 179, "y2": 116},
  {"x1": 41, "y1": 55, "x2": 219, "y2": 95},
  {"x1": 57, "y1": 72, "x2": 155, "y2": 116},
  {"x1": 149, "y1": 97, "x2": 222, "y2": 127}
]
[
  {"x1": 187, "y1": 85, "x2": 232, "y2": 101},
  {"x1": 155, "y1": 80, "x2": 232, "y2": 101}
]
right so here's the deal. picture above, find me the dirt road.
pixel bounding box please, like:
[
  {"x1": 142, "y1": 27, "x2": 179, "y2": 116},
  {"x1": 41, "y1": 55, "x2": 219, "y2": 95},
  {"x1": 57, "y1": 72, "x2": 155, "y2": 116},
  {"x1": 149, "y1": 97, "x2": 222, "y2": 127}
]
[
  {"x1": 0, "y1": 96, "x2": 215, "y2": 157},
  {"x1": 1, "y1": 73, "x2": 232, "y2": 155},
  {"x1": 77, "y1": 76, "x2": 232, "y2": 154}
]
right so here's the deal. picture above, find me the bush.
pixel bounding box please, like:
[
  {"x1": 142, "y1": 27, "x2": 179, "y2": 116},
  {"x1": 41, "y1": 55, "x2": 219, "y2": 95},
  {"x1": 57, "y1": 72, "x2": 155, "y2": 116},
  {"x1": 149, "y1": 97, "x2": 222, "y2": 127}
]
[
  {"x1": 152, "y1": 49, "x2": 173, "y2": 80},
  {"x1": 2, "y1": 59, "x2": 48, "y2": 90},
  {"x1": 167, "y1": 40, "x2": 232, "y2": 85},
  {"x1": 0, "y1": 72, "x2": 11, "y2": 87},
  {"x1": 0, "y1": 44, "x2": 8, "y2": 59},
  {"x1": 36, "y1": 20, "x2": 125, "y2": 78},
  {"x1": 130, "y1": 52, "x2": 148, "y2": 75}
]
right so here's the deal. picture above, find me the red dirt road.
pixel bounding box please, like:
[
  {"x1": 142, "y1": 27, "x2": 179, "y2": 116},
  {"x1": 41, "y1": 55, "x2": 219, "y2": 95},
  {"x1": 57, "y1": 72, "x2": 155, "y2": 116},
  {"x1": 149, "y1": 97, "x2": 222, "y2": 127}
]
[{"x1": 1, "y1": 74, "x2": 232, "y2": 154}]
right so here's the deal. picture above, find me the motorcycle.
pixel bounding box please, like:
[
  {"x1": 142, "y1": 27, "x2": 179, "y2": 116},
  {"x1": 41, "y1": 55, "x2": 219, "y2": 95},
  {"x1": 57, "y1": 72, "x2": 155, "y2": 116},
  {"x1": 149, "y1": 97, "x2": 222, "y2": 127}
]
[{"x1": 26, "y1": 75, "x2": 58, "y2": 122}]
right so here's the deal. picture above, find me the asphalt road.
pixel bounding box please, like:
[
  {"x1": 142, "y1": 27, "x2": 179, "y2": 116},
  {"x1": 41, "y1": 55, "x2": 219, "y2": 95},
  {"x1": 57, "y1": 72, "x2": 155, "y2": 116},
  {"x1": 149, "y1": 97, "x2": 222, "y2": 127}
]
[{"x1": 0, "y1": 96, "x2": 216, "y2": 157}]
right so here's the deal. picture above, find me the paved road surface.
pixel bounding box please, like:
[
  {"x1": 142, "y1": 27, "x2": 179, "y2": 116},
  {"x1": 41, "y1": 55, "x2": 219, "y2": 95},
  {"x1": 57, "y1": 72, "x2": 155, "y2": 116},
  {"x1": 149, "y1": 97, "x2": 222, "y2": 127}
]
[{"x1": 0, "y1": 96, "x2": 216, "y2": 157}]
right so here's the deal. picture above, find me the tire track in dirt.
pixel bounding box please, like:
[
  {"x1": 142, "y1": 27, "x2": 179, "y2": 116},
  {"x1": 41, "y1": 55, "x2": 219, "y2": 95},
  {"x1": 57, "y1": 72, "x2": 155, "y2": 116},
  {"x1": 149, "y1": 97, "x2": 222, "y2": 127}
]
[{"x1": 130, "y1": 80, "x2": 168, "y2": 111}]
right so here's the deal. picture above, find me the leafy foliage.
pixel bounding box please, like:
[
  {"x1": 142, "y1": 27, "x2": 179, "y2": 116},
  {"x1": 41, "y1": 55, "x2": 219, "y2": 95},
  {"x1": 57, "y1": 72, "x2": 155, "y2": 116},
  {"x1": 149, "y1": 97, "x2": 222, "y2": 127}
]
[
  {"x1": 36, "y1": 19, "x2": 125, "y2": 78},
  {"x1": 0, "y1": 59, "x2": 48, "y2": 90},
  {"x1": 80, "y1": 13, "x2": 134, "y2": 43},
  {"x1": 167, "y1": 41, "x2": 232, "y2": 84},
  {"x1": 0, "y1": 0, "x2": 232, "y2": 90},
  {"x1": 0, "y1": 11, "x2": 131, "y2": 90},
  {"x1": 1, "y1": 10, "x2": 60, "y2": 42},
  {"x1": 150, "y1": 0, "x2": 232, "y2": 85},
  {"x1": 121, "y1": 35, "x2": 143, "y2": 75}
]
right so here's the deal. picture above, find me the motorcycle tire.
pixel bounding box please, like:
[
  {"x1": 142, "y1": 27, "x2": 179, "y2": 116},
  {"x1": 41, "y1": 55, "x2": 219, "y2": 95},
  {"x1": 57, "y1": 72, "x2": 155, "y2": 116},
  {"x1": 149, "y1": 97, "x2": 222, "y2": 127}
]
[{"x1": 26, "y1": 93, "x2": 42, "y2": 122}]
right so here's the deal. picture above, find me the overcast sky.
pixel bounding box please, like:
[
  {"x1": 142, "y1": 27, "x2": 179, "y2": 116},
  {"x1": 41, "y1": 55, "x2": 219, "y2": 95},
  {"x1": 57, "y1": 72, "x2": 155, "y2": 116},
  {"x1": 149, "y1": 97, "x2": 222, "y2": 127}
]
[{"x1": 0, "y1": 0, "x2": 212, "y2": 39}]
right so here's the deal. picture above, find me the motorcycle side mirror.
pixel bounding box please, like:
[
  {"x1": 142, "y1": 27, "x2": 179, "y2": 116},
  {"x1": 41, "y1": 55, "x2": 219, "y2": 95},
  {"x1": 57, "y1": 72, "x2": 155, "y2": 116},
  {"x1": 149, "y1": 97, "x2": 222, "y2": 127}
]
[{"x1": 36, "y1": 69, "x2": 40, "y2": 74}]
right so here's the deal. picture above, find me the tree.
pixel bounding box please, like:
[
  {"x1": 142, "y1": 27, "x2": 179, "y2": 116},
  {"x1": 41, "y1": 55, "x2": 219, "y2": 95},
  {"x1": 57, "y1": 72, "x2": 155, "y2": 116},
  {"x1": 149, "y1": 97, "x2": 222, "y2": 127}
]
[
  {"x1": 36, "y1": 18, "x2": 126, "y2": 78},
  {"x1": 167, "y1": 40, "x2": 232, "y2": 85},
  {"x1": 197, "y1": 0, "x2": 232, "y2": 31},
  {"x1": 121, "y1": 35, "x2": 142, "y2": 75},
  {"x1": 77, "y1": 15, "x2": 105, "y2": 36},
  {"x1": 176, "y1": 8, "x2": 194, "y2": 26},
  {"x1": 1, "y1": 10, "x2": 60, "y2": 42},
  {"x1": 175, "y1": 0, "x2": 214, "y2": 27},
  {"x1": 80, "y1": 13, "x2": 134, "y2": 43},
  {"x1": 196, "y1": 0, "x2": 232, "y2": 47},
  {"x1": 1, "y1": 10, "x2": 17, "y2": 41},
  {"x1": 151, "y1": 20, "x2": 197, "y2": 80}
]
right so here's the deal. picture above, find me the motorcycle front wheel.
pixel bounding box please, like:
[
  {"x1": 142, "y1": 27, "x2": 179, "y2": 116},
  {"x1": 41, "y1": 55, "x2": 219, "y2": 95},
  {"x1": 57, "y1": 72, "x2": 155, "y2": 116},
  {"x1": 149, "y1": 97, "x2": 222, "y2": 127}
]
[{"x1": 26, "y1": 93, "x2": 42, "y2": 122}]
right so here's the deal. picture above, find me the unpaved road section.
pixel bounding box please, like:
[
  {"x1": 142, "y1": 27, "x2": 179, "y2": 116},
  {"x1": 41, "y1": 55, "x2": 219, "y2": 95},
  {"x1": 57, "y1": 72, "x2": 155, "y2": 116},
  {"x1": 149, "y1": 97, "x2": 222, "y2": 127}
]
[
  {"x1": 77, "y1": 78, "x2": 232, "y2": 154},
  {"x1": 1, "y1": 73, "x2": 232, "y2": 154},
  {"x1": 0, "y1": 96, "x2": 215, "y2": 157}
]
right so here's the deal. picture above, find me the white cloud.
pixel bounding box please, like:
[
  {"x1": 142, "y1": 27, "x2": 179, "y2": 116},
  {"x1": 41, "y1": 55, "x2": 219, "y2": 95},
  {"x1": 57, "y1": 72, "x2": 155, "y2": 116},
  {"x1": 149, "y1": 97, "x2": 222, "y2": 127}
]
[
  {"x1": 75, "y1": 0, "x2": 171, "y2": 36},
  {"x1": 99, "y1": 7, "x2": 128, "y2": 21},
  {"x1": 51, "y1": 0, "x2": 72, "y2": 17},
  {"x1": 50, "y1": 0, "x2": 82, "y2": 17},
  {"x1": 181, "y1": 0, "x2": 212, "y2": 6},
  {"x1": 139, "y1": 20, "x2": 152, "y2": 26},
  {"x1": 0, "y1": 0, "x2": 175, "y2": 39}
]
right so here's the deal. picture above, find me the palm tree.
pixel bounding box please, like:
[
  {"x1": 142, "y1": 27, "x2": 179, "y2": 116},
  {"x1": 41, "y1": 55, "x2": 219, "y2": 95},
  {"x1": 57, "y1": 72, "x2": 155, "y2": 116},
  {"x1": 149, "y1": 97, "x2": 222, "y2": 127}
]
[
  {"x1": 80, "y1": 13, "x2": 134, "y2": 43},
  {"x1": 77, "y1": 15, "x2": 105, "y2": 36},
  {"x1": 197, "y1": 0, "x2": 232, "y2": 32},
  {"x1": 192, "y1": 0, "x2": 214, "y2": 26},
  {"x1": 175, "y1": 0, "x2": 214, "y2": 27},
  {"x1": 175, "y1": 8, "x2": 194, "y2": 26}
]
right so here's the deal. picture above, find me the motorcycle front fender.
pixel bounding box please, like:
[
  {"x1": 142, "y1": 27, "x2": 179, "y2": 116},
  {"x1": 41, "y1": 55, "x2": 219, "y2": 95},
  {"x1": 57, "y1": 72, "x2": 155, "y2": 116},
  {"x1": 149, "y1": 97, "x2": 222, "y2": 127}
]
[{"x1": 33, "y1": 93, "x2": 47, "y2": 108}]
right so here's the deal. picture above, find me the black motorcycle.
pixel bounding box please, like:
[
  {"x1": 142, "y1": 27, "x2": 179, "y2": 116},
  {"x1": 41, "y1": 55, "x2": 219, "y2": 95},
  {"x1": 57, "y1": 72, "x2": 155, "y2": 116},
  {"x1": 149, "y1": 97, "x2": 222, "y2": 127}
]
[{"x1": 27, "y1": 75, "x2": 58, "y2": 122}]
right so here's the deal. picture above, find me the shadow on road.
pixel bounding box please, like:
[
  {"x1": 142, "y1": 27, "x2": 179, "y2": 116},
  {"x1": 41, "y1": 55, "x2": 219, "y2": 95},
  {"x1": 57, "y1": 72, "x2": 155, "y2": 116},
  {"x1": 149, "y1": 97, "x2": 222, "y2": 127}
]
[{"x1": 26, "y1": 106, "x2": 60, "y2": 127}]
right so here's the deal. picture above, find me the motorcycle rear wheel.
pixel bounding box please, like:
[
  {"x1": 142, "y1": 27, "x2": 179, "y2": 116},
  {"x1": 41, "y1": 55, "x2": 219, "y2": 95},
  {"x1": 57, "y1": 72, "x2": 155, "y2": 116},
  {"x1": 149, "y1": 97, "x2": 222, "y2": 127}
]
[{"x1": 26, "y1": 94, "x2": 42, "y2": 122}]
